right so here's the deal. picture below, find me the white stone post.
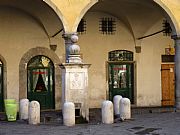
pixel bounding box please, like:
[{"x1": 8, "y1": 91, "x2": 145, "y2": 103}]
[
  {"x1": 19, "y1": 99, "x2": 29, "y2": 120},
  {"x1": 28, "y1": 101, "x2": 40, "y2": 125},
  {"x1": 102, "y1": 100, "x2": 114, "y2": 124},
  {"x1": 120, "y1": 98, "x2": 131, "y2": 120},
  {"x1": 113, "y1": 95, "x2": 122, "y2": 117},
  {"x1": 63, "y1": 102, "x2": 75, "y2": 126}
]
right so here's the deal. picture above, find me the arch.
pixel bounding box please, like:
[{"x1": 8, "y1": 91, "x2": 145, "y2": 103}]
[
  {"x1": 153, "y1": 0, "x2": 179, "y2": 35},
  {"x1": 72, "y1": 0, "x2": 98, "y2": 32},
  {"x1": 43, "y1": 0, "x2": 68, "y2": 32},
  {"x1": 72, "y1": 0, "x2": 179, "y2": 37},
  {"x1": 0, "y1": 55, "x2": 7, "y2": 99},
  {"x1": 19, "y1": 47, "x2": 62, "y2": 110}
]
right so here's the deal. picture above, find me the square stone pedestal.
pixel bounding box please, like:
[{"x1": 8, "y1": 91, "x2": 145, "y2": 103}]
[{"x1": 60, "y1": 63, "x2": 91, "y2": 121}]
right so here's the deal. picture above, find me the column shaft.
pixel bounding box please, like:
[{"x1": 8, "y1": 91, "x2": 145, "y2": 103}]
[
  {"x1": 62, "y1": 34, "x2": 72, "y2": 63},
  {"x1": 175, "y1": 38, "x2": 180, "y2": 109}
]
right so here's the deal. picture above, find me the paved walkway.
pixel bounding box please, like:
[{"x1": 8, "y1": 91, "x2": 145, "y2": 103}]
[{"x1": 0, "y1": 112, "x2": 180, "y2": 135}]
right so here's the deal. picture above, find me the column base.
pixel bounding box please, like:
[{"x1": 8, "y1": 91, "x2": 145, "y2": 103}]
[
  {"x1": 176, "y1": 101, "x2": 180, "y2": 110},
  {"x1": 68, "y1": 55, "x2": 82, "y2": 63}
]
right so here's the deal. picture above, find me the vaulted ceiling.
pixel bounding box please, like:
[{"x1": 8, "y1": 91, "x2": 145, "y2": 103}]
[
  {"x1": 0, "y1": 0, "x2": 63, "y2": 38},
  {"x1": 0, "y1": 0, "x2": 173, "y2": 39},
  {"x1": 89, "y1": 0, "x2": 171, "y2": 39}
]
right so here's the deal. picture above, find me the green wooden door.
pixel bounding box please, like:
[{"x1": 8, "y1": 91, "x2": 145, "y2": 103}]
[
  {"x1": 0, "y1": 64, "x2": 3, "y2": 112},
  {"x1": 27, "y1": 56, "x2": 54, "y2": 110},
  {"x1": 108, "y1": 62, "x2": 134, "y2": 103}
]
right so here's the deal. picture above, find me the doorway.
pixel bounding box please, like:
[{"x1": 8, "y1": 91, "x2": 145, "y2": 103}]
[
  {"x1": 0, "y1": 62, "x2": 3, "y2": 111},
  {"x1": 27, "y1": 55, "x2": 55, "y2": 110},
  {"x1": 108, "y1": 50, "x2": 134, "y2": 103},
  {"x1": 161, "y1": 64, "x2": 175, "y2": 106}
]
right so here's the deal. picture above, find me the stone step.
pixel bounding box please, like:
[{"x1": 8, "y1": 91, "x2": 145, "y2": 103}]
[
  {"x1": 131, "y1": 106, "x2": 175, "y2": 115},
  {"x1": 40, "y1": 111, "x2": 63, "y2": 124}
]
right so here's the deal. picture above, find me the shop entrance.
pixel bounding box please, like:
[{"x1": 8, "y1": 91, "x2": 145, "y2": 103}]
[
  {"x1": 27, "y1": 55, "x2": 55, "y2": 110},
  {"x1": 0, "y1": 63, "x2": 3, "y2": 111},
  {"x1": 108, "y1": 50, "x2": 134, "y2": 103}
]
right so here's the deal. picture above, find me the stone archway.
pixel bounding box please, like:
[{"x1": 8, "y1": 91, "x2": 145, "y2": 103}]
[
  {"x1": 0, "y1": 55, "x2": 7, "y2": 112},
  {"x1": 0, "y1": 55, "x2": 7, "y2": 100},
  {"x1": 19, "y1": 47, "x2": 62, "y2": 110},
  {"x1": 153, "y1": 0, "x2": 179, "y2": 35},
  {"x1": 72, "y1": 0, "x2": 179, "y2": 108},
  {"x1": 42, "y1": 0, "x2": 67, "y2": 32}
]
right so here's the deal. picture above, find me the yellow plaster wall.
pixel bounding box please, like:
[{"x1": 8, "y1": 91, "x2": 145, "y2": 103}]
[
  {"x1": 0, "y1": 7, "x2": 64, "y2": 102},
  {"x1": 50, "y1": 0, "x2": 98, "y2": 32},
  {"x1": 77, "y1": 12, "x2": 173, "y2": 108},
  {"x1": 78, "y1": 12, "x2": 135, "y2": 108},
  {"x1": 136, "y1": 18, "x2": 174, "y2": 106}
]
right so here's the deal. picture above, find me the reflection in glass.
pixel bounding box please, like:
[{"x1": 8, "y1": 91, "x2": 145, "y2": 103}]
[
  {"x1": 28, "y1": 56, "x2": 53, "y2": 93},
  {"x1": 112, "y1": 65, "x2": 127, "y2": 89}
]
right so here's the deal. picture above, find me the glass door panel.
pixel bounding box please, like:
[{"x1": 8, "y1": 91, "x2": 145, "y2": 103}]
[
  {"x1": 27, "y1": 55, "x2": 54, "y2": 110},
  {"x1": 109, "y1": 63, "x2": 134, "y2": 103},
  {"x1": 0, "y1": 64, "x2": 3, "y2": 112}
]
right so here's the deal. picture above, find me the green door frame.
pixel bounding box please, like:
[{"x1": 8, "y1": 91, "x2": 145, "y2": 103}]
[
  {"x1": 27, "y1": 63, "x2": 55, "y2": 110},
  {"x1": 108, "y1": 61, "x2": 134, "y2": 103},
  {"x1": 0, "y1": 64, "x2": 3, "y2": 112}
]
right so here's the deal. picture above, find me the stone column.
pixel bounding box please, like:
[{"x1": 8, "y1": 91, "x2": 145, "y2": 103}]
[
  {"x1": 62, "y1": 33, "x2": 73, "y2": 63},
  {"x1": 60, "y1": 33, "x2": 91, "y2": 122},
  {"x1": 174, "y1": 35, "x2": 180, "y2": 109}
]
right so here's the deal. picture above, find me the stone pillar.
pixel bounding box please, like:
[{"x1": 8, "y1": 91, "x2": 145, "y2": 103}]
[
  {"x1": 60, "y1": 33, "x2": 91, "y2": 122},
  {"x1": 120, "y1": 98, "x2": 131, "y2": 120},
  {"x1": 174, "y1": 35, "x2": 180, "y2": 109},
  {"x1": 62, "y1": 33, "x2": 73, "y2": 63},
  {"x1": 101, "y1": 100, "x2": 114, "y2": 124},
  {"x1": 19, "y1": 99, "x2": 29, "y2": 120},
  {"x1": 63, "y1": 102, "x2": 75, "y2": 126},
  {"x1": 113, "y1": 95, "x2": 122, "y2": 117},
  {"x1": 28, "y1": 101, "x2": 40, "y2": 125}
]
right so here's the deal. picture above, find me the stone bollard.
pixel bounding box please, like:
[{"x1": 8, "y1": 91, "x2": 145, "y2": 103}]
[
  {"x1": 63, "y1": 102, "x2": 75, "y2": 126},
  {"x1": 19, "y1": 99, "x2": 29, "y2": 120},
  {"x1": 113, "y1": 95, "x2": 122, "y2": 118},
  {"x1": 102, "y1": 100, "x2": 114, "y2": 124},
  {"x1": 28, "y1": 101, "x2": 40, "y2": 125},
  {"x1": 120, "y1": 98, "x2": 131, "y2": 120}
]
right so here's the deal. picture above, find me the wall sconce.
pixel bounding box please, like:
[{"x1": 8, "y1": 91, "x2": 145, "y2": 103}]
[
  {"x1": 50, "y1": 44, "x2": 57, "y2": 51},
  {"x1": 135, "y1": 46, "x2": 141, "y2": 53}
]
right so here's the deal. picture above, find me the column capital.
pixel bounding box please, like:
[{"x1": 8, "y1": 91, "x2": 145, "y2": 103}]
[
  {"x1": 62, "y1": 32, "x2": 82, "y2": 63},
  {"x1": 62, "y1": 33, "x2": 78, "y2": 40},
  {"x1": 171, "y1": 35, "x2": 180, "y2": 40}
]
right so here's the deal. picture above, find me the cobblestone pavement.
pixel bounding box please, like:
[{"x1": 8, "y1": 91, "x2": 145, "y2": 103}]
[{"x1": 0, "y1": 112, "x2": 180, "y2": 135}]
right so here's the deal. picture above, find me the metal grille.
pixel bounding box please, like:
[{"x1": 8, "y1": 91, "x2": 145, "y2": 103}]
[
  {"x1": 163, "y1": 20, "x2": 172, "y2": 36},
  {"x1": 108, "y1": 50, "x2": 133, "y2": 61},
  {"x1": 77, "y1": 19, "x2": 86, "y2": 34},
  {"x1": 99, "y1": 18, "x2": 116, "y2": 35}
]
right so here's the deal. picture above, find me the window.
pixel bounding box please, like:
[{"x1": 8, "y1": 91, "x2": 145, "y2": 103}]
[
  {"x1": 108, "y1": 50, "x2": 133, "y2": 61},
  {"x1": 99, "y1": 18, "x2": 116, "y2": 35},
  {"x1": 28, "y1": 56, "x2": 54, "y2": 93},
  {"x1": 77, "y1": 19, "x2": 86, "y2": 34}
]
